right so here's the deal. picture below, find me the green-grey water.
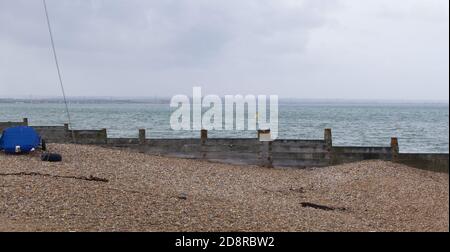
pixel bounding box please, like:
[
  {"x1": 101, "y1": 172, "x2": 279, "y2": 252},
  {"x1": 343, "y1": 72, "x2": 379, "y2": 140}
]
[{"x1": 0, "y1": 101, "x2": 448, "y2": 153}]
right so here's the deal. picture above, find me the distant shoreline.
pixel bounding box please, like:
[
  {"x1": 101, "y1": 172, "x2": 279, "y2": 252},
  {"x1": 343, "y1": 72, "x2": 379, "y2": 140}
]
[{"x1": 1, "y1": 97, "x2": 449, "y2": 106}]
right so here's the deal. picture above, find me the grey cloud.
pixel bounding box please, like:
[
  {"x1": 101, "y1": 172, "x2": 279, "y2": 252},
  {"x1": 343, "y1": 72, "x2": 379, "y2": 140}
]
[{"x1": 0, "y1": 0, "x2": 448, "y2": 100}]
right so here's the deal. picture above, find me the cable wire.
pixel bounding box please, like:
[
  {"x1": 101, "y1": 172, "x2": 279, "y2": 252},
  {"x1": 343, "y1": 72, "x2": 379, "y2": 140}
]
[{"x1": 42, "y1": 0, "x2": 75, "y2": 143}]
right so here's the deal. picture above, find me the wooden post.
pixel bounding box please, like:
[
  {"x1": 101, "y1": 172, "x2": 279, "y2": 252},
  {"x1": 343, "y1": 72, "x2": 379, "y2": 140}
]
[
  {"x1": 258, "y1": 129, "x2": 271, "y2": 141},
  {"x1": 257, "y1": 129, "x2": 273, "y2": 167},
  {"x1": 391, "y1": 137, "x2": 399, "y2": 161},
  {"x1": 139, "y1": 129, "x2": 146, "y2": 145},
  {"x1": 324, "y1": 128, "x2": 332, "y2": 150},
  {"x1": 324, "y1": 128, "x2": 333, "y2": 165},
  {"x1": 201, "y1": 129, "x2": 208, "y2": 142},
  {"x1": 101, "y1": 128, "x2": 107, "y2": 144},
  {"x1": 200, "y1": 129, "x2": 208, "y2": 159}
]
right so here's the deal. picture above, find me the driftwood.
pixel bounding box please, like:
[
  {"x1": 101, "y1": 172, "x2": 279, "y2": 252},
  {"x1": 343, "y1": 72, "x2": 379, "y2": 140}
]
[
  {"x1": 0, "y1": 172, "x2": 108, "y2": 183},
  {"x1": 300, "y1": 202, "x2": 346, "y2": 211}
]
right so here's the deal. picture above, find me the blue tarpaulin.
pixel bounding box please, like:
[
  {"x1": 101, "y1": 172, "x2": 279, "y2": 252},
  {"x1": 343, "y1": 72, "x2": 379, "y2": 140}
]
[{"x1": 0, "y1": 126, "x2": 41, "y2": 154}]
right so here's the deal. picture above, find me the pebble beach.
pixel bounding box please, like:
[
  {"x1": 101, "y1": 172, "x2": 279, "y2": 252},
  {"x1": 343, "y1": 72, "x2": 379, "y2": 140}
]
[{"x1": 0, "y1": 144, "x2": 448, "y2": 232}]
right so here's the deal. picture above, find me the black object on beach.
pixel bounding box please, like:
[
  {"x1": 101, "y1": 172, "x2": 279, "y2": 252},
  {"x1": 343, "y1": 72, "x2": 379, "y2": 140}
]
[
  {"x1": 41, "y1": 153, "x2": 62, "y2": 162},
  {"x1": 41, "y1": 139, "x2": 47, "y2": 151}
]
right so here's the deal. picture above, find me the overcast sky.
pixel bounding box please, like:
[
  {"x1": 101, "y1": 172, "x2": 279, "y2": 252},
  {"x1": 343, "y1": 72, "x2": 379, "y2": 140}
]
[{"x1": 0, "y1": 0, "x2": 448, "y2": 100}]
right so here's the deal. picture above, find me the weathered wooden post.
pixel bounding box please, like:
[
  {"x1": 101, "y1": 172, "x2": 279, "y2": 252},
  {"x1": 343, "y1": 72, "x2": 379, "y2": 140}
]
[
  {"x1": 257, "y1": 129, "x2": 272, "y2": 141},
  {"x1": 101, "y1": 128, "x2": 107, "y2": 144},
  {"x1": 63, "y1": 123, "x2": 75, "y2": 143},
  {"x1": 63, "y1": 123, "x2": 69, "y2": 142},
  {"x1": 258, "y1": 129, "x2": 273, "y2": 168},
  {"x1": 324, "y1": 128, "x2": 332, "y2": 150},
  {"x1": 201, "y1": 129, "x2": 208, "y2": 143},
  {"x1": 139, "y1": 129, "x2": 146, "y2": 145},
  {"x1": 324, "y1": 128, "x2": 333, "y2": 165},
  {"x1": 22, "y1": 118, "x2": 28, "y2": 126},
  {"x1": 391, "y1": 137, "x2": 399, "y2": 161},
  {"x1": 200, "y1": 129, "x2": 208, "y2": 159}
]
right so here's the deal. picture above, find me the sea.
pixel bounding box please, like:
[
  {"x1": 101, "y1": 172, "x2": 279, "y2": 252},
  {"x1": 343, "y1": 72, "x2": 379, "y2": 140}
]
[{"x1": 0, "y1": 100, "x2": 448, "y2": 153}]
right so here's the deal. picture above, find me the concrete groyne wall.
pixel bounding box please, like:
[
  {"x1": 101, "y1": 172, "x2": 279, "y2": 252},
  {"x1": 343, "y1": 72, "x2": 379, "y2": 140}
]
[
  {"x1": 1, "y1": 118, "x2": 448, "y2": 173},
  {"x1": 396, "y1": 153, "x2": 449, "y2": 173}
]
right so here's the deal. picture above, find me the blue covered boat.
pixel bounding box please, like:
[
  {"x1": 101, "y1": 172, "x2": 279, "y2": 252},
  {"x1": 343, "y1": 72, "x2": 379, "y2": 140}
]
[{"x1": 0, "y1": 126, "x2": 45, "y2": 154}]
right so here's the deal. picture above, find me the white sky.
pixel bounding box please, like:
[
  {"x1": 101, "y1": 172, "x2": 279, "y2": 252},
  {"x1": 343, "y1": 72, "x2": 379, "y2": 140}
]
[{"x1": 0, "y1": 0, "x2": 448, "y2": 100}]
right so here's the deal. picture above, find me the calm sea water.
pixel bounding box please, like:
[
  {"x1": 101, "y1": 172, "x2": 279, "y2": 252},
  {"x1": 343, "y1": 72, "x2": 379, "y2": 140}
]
[{"x1": 0, "y1": 102, "x2": 448, "y2": 153}]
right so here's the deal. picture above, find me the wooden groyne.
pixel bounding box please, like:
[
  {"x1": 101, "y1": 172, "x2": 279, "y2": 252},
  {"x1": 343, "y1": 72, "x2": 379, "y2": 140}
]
[{"x1": 1, "y1": 118, "x2": 448, "y2": 173}]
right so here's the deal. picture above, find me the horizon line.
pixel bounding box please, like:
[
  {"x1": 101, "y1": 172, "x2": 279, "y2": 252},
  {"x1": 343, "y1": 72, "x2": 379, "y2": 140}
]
[{"x1": 0, "y1": 96, "x2": 449, "y2": 104}]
